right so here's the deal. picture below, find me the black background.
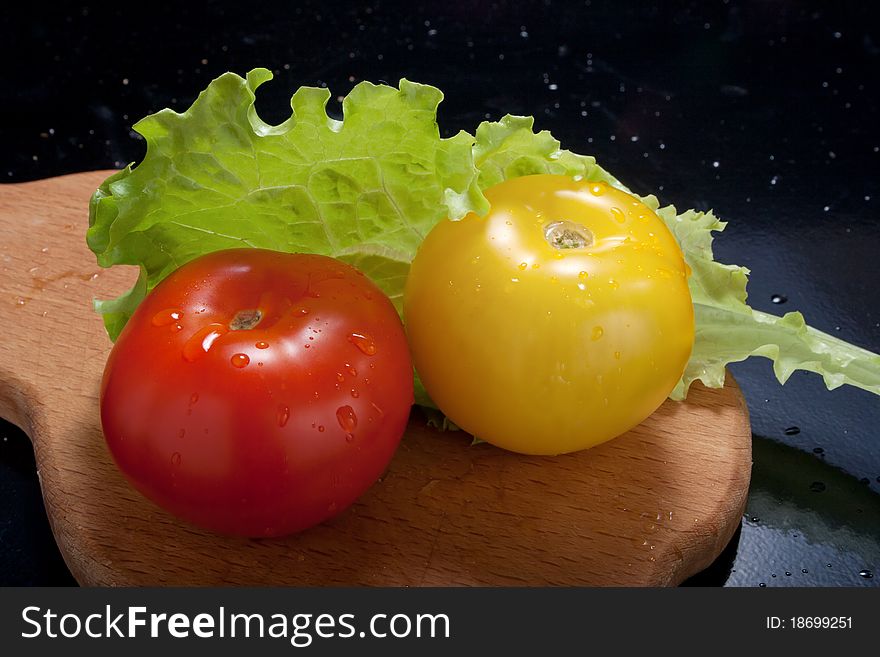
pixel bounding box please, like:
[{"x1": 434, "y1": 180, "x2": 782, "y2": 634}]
[{"x1": 1, "y1": 0, "x2": 878, "y2": 586}]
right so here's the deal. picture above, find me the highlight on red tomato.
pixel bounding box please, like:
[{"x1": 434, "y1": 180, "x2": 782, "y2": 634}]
[
  {"x1": 100, "y1": 248, "x2": 414, "y2": 537},
  {"x1": 404, "y1": 174, "x2": 695, "y2": 456}
]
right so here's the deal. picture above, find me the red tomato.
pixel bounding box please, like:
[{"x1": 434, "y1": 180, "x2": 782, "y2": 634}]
[{"x1": 100, "y1": 248, "x2": 413, "y2": 537}]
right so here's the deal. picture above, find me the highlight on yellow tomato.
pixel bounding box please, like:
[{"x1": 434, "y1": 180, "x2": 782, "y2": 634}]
[{"x1": 404, "y1": 174, "x2": 695, "y2": 455}]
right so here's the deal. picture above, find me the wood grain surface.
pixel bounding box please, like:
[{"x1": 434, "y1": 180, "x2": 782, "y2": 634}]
[{"x1": 0, "y1": 171, "x2": 752, "y2": 586}]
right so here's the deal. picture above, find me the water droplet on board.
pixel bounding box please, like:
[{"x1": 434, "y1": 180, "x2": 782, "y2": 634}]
[
  {"x1": 348, "y1": 332, "x2": 377, "y2": 355},
  {"x1": 771, "y1": 294, "x2": 787, "y2": 304},
  {"x1": 152, "y1": 308, "x2": 183, "y2": 326},
  {"x1": 784, "y1": 426, "x2": 800, "y2": 435},
  {"x1": 858, "y1": 569, "x2": 873, "y2": 579},
  {"x1": 277, "y1": 405, "x2": 290, "y2": 428},
  {"x1": 809, "y1": 481, "x2": 826, "y2": 493},
  {"x1": 336, "y1": 405, "x2": 358, "y2": 434},
  {"x1": 231, "y1": 353, "x2": 250, "y2": 368}
]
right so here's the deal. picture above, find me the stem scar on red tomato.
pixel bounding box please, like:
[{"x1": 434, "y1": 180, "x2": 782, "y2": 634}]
[{"x1": 100, "y1": 248, "x2": 413, "y2": 537}]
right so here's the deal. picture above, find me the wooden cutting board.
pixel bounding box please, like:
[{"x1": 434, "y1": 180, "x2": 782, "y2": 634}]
[{"x1": 0, "y1": 171, "x2": 752, "y2": 586}]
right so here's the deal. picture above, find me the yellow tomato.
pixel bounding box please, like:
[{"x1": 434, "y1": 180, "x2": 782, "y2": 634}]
[{"x1": 404, "y1": 174, "x2": 694, "y2": 455}]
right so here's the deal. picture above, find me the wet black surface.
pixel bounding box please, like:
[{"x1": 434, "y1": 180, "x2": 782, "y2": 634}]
[{"x1": 1, "y1": 1, "x2": 878, "y2": 586}]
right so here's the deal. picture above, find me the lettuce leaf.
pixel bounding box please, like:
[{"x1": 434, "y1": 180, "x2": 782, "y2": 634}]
[
  {"x1": 457, "y1": 116, "x2": 880, "y2": 401},
  {"x1": 88, "y1": 69, "x2": 880, "y2": 402},
  {"x1": 88, "y1": 68, "x2": 484, "y2": 339},
  {"x1": 657, "y1": 206, "x2": 880, "y2": 399}
]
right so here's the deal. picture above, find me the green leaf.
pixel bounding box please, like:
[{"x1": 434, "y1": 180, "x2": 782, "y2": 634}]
[
  {"x1": 88, "y1": 69, "x2": 482, "y2": 339},
  {"x1": 470, "y1": 116, "x2": 880, "y2": 401},
  {"x1": 658, "y1": 206, "x2": 880, "y2": 399},
  {"x1": 472, "y1": 114, "x2": 625, "y2": 191},
  {"x1": 89, "y1": 71, "x2": 880, "y2": 405}
]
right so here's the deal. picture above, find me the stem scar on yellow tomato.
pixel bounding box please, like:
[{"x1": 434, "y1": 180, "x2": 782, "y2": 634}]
[{"x1": 404, "y1": 174, "x2": 695, "y2": 455}]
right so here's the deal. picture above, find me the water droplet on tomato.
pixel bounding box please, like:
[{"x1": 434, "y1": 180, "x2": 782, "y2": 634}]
[
  {"x1": 371, "y1": 402, "x2": 384, "y2": 418},
  {"x1": 318, "y1": 425, "x2": 325, "y2": 432},
  {"x1": 591, "y1": 326, "x2": 604, "y2": 341},
  {"x1": 173, "y1": 324, "x2": 184, "y2": 332},
  {"x1": 589, "y1": 183, "x2": 606, "y2": 196},
  {"x1": 578, "y1": 271, "x2": 589, "y2": 280},
  {"x1": 182, "y1": 323, "x2": 228, "y2": 361},
  {"x1": 348, "y1": 332, "x2": 377, "y2": 355},
  {"x1": 278, "y1": 405, "x2": 290, "y2": 428},
  {"x1": 346, "y1": 363, "x2": 357, "y2": 377},
  {"x1": 610, "y1": 207, "x2": 626, "y2": 223},
  {"x1": 577, "y1": 282, "x2": 586, "y2": 291},
  {"x1": 336, "y1": 405, "x2": 358, "y2": 434},
  {"x1": 608, "y1": 279, "x2": 619, "y2": 290},
  {"x1": 152, "y1": 308, "x2": 183, "y2": 326},
  {"x1": 351, "y1": 389, "x2": 359, "y2": 398},
  {"x1": 255, "y1": 341, "x2": 269, "y2": 349},
  {"x1": 171, "y1": 452, "x2": 181, "y2": 466},
  {"x1": 189, "y1": 393, "x2": 199, "y2": 405},
  {"x1": 231, "y1": 353, "x2": 250, "y2": 368},
  {"x1": 614, "y1": 351, "x2": 621, "y2": 360},
  {"x1": 177, "y1": 429, "x2": 185, "y2": 439},
  {"x1": 518, "y1": 262, "x2": 528, "y2": 270},
  {"x1": 336, "y1": 372, "x2": 345, "y2": 383}
]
